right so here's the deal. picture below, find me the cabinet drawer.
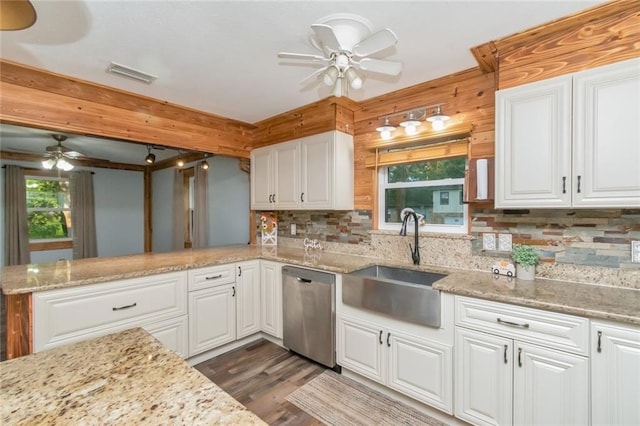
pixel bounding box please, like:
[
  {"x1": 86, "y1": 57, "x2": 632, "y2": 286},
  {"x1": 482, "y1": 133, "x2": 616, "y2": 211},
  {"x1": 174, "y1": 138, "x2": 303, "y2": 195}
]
[
  {"x1": 34, "y1": 272, "x2": 187, "y2": 352},
  {"x1": 188, "y1": 264, "x2": 236, "y2": 291},
  {"x1": 455, "y1": 296, "x2": 589, "y2": 355}
]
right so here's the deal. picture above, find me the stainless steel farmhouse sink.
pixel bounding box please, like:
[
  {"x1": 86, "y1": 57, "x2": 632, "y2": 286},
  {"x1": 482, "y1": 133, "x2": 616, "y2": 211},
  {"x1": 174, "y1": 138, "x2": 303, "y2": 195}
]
[{"x1": 343, "y1": 265, "x2": 446, "y2": 328}]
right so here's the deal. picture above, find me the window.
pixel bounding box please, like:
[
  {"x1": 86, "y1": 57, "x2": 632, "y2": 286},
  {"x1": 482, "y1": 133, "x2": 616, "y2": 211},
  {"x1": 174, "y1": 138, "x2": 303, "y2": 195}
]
[
  {"x1": 378, "y1": 157, "x2": 467, "y2": 233},
  {"x1": 26, "y1": 176, "x2": 72, "y2": 242}
]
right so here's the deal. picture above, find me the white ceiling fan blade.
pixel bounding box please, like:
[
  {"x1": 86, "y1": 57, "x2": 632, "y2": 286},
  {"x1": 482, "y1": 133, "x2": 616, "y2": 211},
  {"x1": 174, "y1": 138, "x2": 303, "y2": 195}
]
[
  {"x1": 358, "y1": 58, "x2": 402, "y2": 76},
  {"x1": 64, "y1": 151, "x2": 85, "y2": 159},
  {"x1": 278, "y1": 52, "x2": 328, "y2": 62},
  {"x1": 352, "y1": 28, "x2": 398, "y2": 57},
  {"x1": 311, "y1": 24, "x2": 341, "y2": 52},
  {"x1": 299, "y1": 66, "x2": 329, "y2": 86}
]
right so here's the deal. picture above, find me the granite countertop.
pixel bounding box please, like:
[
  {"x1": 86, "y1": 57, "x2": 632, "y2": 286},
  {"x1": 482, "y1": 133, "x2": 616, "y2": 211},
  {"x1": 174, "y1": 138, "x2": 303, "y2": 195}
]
[
  {"x1": 433, "y1": 270, "x2": 640, "y2": 326},
  {"x1": 0, "y1": 245, "x2": 376, "y2": 295},
  {"x1": 2, "y1": 244, "x2": 639, "y2": 326},
  {"x1": 0, "y1": 328, "x2": 266, "y2": 425}
]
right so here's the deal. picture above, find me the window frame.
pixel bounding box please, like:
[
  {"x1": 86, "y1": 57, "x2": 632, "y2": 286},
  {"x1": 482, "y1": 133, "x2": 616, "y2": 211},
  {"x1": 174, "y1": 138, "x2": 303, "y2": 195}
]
[
  {"x1": 25, "y1": 174, "x2": 73, "y2": 250},
  {"x1": 377, "y1": 160, "x2": 468, "y2": 234}
]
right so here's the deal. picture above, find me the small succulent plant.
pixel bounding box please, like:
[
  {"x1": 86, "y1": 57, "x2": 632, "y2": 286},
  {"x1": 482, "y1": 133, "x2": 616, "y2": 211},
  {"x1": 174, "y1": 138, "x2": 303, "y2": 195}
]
[{"x1": 511, "y1": 244, "x2": 540, "y2": 267}]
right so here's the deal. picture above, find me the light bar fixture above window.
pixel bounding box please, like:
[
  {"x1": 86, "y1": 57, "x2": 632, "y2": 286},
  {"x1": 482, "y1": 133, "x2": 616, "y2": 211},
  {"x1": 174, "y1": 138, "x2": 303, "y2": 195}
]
[
  {"x1": 106, "y1": 62, "x2": 158, "y2": 84},
  {"x1": 376, "y1": 117, "x2": 396, "y2": 140},
  {"x1": 376, "y1": 103, "x2": 450, "y2": 140},
  {"x1": 399, "y1": 110, "x2": 424, "y2": 136},
  {"x1": 426, "y1": 104, "x2": 450, "y2": 131}
]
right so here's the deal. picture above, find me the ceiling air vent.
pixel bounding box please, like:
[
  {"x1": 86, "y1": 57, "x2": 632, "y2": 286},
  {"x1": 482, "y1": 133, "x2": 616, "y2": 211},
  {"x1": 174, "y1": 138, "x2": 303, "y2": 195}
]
[{"x1": 106, "y1": 62, "x2": 158, "y2": 84}]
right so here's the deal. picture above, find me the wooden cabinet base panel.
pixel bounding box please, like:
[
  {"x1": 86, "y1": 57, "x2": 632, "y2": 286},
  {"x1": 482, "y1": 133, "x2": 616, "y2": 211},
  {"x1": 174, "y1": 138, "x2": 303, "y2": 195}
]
[{"x1": 5, "y1": 293, "x2": 32, "y2": 359}]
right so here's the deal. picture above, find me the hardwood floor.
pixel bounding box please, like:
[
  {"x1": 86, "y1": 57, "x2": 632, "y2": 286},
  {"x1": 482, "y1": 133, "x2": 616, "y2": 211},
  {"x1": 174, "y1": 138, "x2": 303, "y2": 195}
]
[{"x1": 194, "y1": 339, "x2": 326, "y2": 425}]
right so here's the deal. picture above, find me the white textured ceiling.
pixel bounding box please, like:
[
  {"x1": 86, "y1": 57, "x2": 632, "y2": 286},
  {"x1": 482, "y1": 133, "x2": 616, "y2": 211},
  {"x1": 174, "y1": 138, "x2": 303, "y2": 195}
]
[{"x1": 0, "y1": 1, "x2": 604, "y2": 161}]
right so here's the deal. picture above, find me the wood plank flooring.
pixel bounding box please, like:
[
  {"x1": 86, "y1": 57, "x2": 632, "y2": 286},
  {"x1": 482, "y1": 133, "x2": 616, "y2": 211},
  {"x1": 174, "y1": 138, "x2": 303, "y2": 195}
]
[{"x1": 194, "y1": 339, "x2": 326, "y2": 425}]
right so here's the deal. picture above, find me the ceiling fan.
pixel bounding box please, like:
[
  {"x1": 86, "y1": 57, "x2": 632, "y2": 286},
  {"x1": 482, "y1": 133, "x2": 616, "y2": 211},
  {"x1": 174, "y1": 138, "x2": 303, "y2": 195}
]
[
  {"x1": 0, "y1": 0, "x2": 37, "y2": 31},
  {"x1": 278, "y1": 14, "x2": 402, "y2": 97},
  {"x1": 41, "y1": 134, "x2": 85, "y2": 171}
]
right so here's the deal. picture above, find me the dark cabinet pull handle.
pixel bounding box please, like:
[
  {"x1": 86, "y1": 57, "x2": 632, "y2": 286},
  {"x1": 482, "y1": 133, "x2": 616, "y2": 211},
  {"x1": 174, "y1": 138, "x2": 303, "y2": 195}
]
[
  {"x1": 301, "y1": 192, "x2": 304, "y2": 202},
  {"x1": 272, "y1": 194, "x2": 276, "y2": 203},
  {"x1": 232, "y1": 286, "x2": 236, "y2": 297},
  {"x1": 387, "y1": 332, "x2": 391, "y2": 347},
  {"x1": 296, "y1": 277, "x2": 312, "y2": 283},
  {"x1": 562, "y1": 176, "x2": 566, "y2": 194},
  {"x1": 112, "y1": 302, "x2": 137, "y2": 311},
  {"x1": 504, "y1": 344, "x2": 508, "y2": 364},
  {"x1": 205, "y1": 274, "x2": 223, "y2": 280},
  {"x1": 518, "y1": 347, "x2": 523, "y2": 367},
  {"x1": 577, "y1": 175, "x2": 581, "y2": 193},
  {"x1": 238, "y1": 266, "x2": 242, "y2": 277},
  {"x1": 597, "y1": 330, "x2": 602, "y2": 353},
  {"x1": 379, "y1": 330, "x2": 383, "y2": 345}
]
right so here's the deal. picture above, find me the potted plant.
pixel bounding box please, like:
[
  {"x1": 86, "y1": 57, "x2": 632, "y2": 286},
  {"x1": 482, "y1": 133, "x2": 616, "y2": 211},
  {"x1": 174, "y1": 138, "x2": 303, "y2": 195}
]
[{"x1": 511, "y1": 244, "x2": 539, "y2": 280}]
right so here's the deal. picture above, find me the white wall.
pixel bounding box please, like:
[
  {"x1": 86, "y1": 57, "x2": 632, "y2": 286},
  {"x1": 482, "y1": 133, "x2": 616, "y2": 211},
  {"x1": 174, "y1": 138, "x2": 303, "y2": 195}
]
[{"x1": 152, "y1": 156, "x2": 250, "y2": 252}]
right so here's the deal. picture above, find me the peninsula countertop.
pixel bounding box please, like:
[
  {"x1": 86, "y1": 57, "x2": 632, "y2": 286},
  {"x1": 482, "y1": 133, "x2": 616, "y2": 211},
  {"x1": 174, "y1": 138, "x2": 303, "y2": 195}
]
[
  {"x1": 0, "y1": 327, "x2": 265, "y2": 425},
  {"x1": 2, "y1": 244, "x2": 639, "y2": 326}
]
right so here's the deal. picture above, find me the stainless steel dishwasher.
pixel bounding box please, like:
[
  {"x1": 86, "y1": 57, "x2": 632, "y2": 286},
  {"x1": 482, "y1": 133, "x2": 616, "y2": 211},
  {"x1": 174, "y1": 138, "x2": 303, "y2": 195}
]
[{"x1": 282, "y1": 265, "x2": 337, "y2": 369}]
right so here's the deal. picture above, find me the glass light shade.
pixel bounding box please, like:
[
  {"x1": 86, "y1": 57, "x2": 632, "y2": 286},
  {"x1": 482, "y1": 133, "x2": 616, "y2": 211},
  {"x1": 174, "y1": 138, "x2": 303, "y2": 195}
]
[
  {"x1": 56, "y1": 158, "x2": 74, "y2": 171},
  {"x1": 380, "y1": 130, "x2": 392, "y2": 140},
  {"x1": 404, "y1": 125, "x2": 419, "y2": 136},
  {"x1": 176, "y1": 158, "x2": 185, "y2": 167},
  {"x1": 430, "y1": 119, "x2": 446, "y2": 131},
  {"x1": 345, "y1": 67, "x2": 362, "y2": 90},
  {"x1": 426, "y1": 105, "x2": 450, "y2": 131},
  {"x1": 145, "y1": 153, "x2": 156, "y2": 164},
  {"x1": 200, "y1": 160, "x2": 209, "y2": 170},
  {"x1": 42, "y1": 158, "x2": 56, "y2": 169},
  {"x1": 323, "y1": 67, "x2": 339, "y2": 87}
]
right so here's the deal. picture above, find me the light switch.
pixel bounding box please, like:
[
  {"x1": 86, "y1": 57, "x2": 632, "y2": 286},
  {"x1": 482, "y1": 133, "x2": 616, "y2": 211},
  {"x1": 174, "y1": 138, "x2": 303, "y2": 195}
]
[
  {"x1": 632, "y1": 241, "x2": 640, "y2": 263},
  {"x1": 482, "y1": 233, "x2": 496, "y2": 251},
  {"x1": 498, "y1": 233, "x2": 513, "y2": 252}
]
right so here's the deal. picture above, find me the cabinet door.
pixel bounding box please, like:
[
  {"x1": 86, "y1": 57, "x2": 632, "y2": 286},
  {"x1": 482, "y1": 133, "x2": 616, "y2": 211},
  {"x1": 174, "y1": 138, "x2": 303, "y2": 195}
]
[
  {"x1": 273, "y1": 141, "x2": 300, "y2": 209},
  {"x1": 573, "y1": 58, "x2": 640, "y2": 208},
  {"x1": 144, "y1": 315, "x2": 188, "y2": 358},
  {"x1": 188, "y1": 284, "x2": 235, "y2": 357},
  {"x1": 250, "y1": 146, "x2": 273, "y2": 210},
  {"x1": 236, "y1": 261, "x2": 261, "y2": 339},
  {"x1": 513, "y1": 342, "x2": 589, "y2": 426},
  {"x1": 455, "y1": 327, "x2": 513, "y2": 426},
  {"x1": 260, "y1": 261, "x2": 282, "y2": 338},
  {"x1": 388, "y1": 329, "x2": 453, "y2": 414},
  {"x1": 300, "y1": 133, "x2": 333, "y2": 209},
  {"x1": 591, "y1": 321, "x2": 640, "y2": 426},
  {"x1": 337, "y1": 315, "x2": 385, "y2": 384},
  {"x1": 495, "y1": 75, "x2": 572, "y2": 208}
]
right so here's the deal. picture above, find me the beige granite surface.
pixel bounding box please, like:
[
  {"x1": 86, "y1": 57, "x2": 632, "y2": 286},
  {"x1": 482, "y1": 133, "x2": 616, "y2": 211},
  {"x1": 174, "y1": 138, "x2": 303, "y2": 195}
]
[
  {"x1": 0, "y1": 328, "x2": 265, "y2": 425},
  {"x1": 2, "y1": 244, "x2": 638, "y2": 326},
  {"x1": 434, "y1": 271, "x2": 640, "y2": 326},
  {"x1": 0, "y1": 245, "x2": 376, "y2": 295}
]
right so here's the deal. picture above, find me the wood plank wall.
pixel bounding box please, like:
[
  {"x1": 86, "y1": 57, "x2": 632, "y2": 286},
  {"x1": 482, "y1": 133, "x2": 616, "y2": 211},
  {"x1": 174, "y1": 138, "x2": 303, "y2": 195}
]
[
  {"x1": 0, "y1": 60, "x2": 256, "y2": 158},
  {"x1": 353, "y1": 68, "x2": 496, "y2": 210},
  {"x1": 471, "y1": 0, "x2": 640, "y2": 89}
]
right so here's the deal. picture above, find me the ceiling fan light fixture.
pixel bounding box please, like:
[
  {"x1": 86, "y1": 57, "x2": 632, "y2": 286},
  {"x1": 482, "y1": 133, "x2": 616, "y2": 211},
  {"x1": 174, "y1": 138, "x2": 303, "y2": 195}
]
[
  {"x1": 345, "y1": 67, "x2": 362, "y2": 90},
  {"x1": 56, "y1": 158, "x2": 74, "y2": 171},
  {"x1": 323, "y1": 66, "x2": 339, "y2": 86},
  {"x1": 106, "y1": 62, "x2": 158, "y2": 84},
  {"x1": 426, "y1": 105, "x2": 450, "y2": 131},
  {"x1": 42, "y1": 158, "x2": 55, "y2": 170},
  {"x1": 333, "y1": 78, "x2": 344, "y2": 97}
]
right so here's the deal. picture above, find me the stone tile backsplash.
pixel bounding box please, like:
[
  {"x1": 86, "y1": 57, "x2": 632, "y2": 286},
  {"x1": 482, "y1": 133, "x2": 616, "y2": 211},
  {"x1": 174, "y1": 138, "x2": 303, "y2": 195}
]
[{"x1": 256, "y1": 208, "x2": 640, "y2": 289}]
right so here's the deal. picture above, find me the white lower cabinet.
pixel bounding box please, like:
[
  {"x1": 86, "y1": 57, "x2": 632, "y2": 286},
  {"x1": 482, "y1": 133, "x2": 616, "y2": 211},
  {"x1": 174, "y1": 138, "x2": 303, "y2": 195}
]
[
  {"x1": 236, "y1": 261, "x2": 261, "y2": 339},
  {"x1": 454, "y1": 296, "x2": 589, "y2": 426},
  {"x1": 188, "y1": 283, "x2": 236, "y2": 357},
  {"x1": 591, "y1": 320, "x2": 640, "y2": 426},
  {"x1": 33, "y1": 271, "x2": 188, "y2": 356},
  {"x1": 260, "y1": 261, "x2": 283, "y2": 338},
  {"x1": 143, "y1": 315, "x2": 188, "y2": 358},
  {"x1": 338, "y1": 314, "x2": 452, "y2": 413}
]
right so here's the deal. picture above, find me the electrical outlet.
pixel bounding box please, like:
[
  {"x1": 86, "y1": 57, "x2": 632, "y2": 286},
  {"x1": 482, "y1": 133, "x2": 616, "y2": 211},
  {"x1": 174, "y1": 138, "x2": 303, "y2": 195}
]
[
  {"x1": 498, "y1": 233, "x2": 513, "y2": 252},
  {"x1": 291, "y1": 223, "x2": 296, "y2": 236},
  {"x1": 482, "y1": 233, "x2": 496, "y2": 251},
  {"x1": 632, "y1": 241, "x2": 640, "y2": 263}
]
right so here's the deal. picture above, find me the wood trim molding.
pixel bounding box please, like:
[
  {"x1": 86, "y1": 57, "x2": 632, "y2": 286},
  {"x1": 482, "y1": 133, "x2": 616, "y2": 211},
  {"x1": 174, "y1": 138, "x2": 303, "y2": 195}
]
[
  {"x1": 364, "y1": 123, "x2": 473, "y2": 151},
  {"x1": 0, "y1": 150, "x2": 146, "y2": 172},
  {"x1": 5, "y1": 293, "x2": 33, "y2": 359},
  {"x1": 364, "y1": 140, "x2": 469, "y2": 168},
  {"x1": 144, "y1": 168, "x2": 152, "y2": 252},
  {"x1": 29, "y1": 240, "x2": 73, "y2": 252}
]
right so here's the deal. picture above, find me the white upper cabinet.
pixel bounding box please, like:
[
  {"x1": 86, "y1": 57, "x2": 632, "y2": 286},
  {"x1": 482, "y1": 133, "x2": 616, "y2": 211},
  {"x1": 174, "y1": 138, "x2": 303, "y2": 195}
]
[
  {"x1": 496, "y1": 57, "x2": 640, "y2": 209},
  {"x1": 250, "y1": 130, "x2": 354, "y2": 210},
  {"x1": 573, "y1": 59, "x2": 640, "y2": 207}
]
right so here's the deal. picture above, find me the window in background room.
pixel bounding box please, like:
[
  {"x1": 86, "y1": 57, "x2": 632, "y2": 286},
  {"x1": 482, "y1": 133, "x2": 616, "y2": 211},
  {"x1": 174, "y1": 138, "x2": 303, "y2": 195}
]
[
  {"x1": 25, "y1": 176, "x2": 72, "y2": 246},
  {"x1": 378, "y1": 157, "x2": 467, "y2": 233}
]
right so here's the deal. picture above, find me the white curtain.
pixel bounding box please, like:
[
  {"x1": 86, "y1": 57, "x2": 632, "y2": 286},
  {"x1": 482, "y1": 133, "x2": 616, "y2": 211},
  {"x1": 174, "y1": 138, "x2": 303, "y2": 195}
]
[
  {"x1": 172, "y1": 169, "x2": 185, "y2": 250},
  {"x1": 70, "y1": 171, "x2": 97, "y2": 259},
  {"x1": 192, "y1": 165, "x2": 208, "y2": 248},
  {"x1": 3, "y1": 165, "x2": 30, "y2": 265}
]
